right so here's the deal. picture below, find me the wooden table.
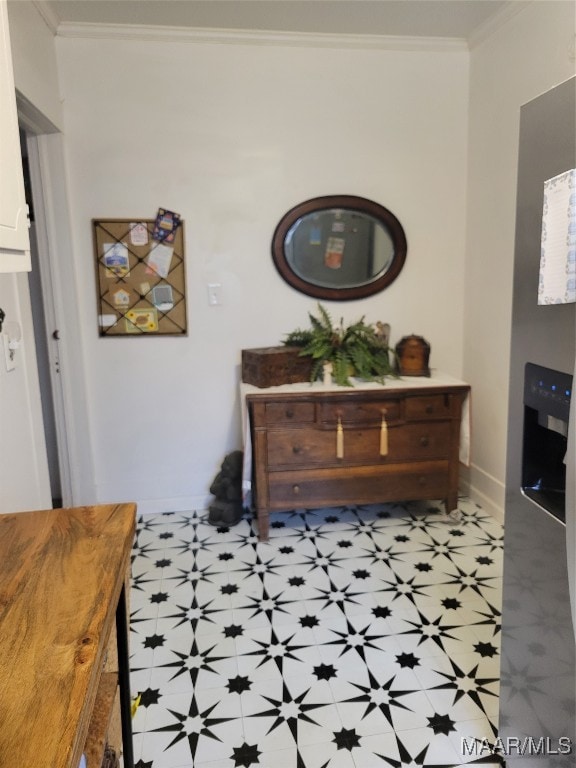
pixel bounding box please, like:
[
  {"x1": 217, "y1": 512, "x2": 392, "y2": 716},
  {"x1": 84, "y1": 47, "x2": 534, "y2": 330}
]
[{"x1": 0, "y1": 504, "x2": 136, "y2": 768}]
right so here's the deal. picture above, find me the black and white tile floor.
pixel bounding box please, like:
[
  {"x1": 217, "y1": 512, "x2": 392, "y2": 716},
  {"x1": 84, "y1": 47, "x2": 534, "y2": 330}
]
[{"x1": 129, "y1": 498, "x2": 504, "y2": 768}]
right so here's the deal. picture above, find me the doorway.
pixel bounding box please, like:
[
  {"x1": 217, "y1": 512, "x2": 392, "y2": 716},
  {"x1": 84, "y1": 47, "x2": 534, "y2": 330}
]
[{"x1": 20, "y1": 126, "x2": 64, "y2": 507}]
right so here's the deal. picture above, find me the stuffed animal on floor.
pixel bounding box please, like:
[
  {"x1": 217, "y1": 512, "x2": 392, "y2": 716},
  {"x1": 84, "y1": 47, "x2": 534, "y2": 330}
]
[{"x1": 208, "y1": 450, "x2": 244, "y2": 526}]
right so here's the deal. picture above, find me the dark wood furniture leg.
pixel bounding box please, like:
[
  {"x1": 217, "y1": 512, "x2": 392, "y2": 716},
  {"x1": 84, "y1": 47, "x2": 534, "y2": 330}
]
[{"x1": 257, "y1": 507, "x2": 270, "y2": 542}]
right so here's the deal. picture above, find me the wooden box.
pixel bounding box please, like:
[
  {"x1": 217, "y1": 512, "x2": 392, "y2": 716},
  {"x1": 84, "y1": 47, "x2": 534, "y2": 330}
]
[
  {"x1": 242, "y1": 346, "x2": 312, "y2": 388},
  {"x1": 395, "y1": 334, "x2": 431, "y2": 376}
]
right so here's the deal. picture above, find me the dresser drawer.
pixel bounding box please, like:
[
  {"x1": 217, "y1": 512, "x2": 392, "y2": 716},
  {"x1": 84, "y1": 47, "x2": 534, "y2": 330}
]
[
  {"x1": 264, "y1": 400, "x2": 315, "y2": 424},
  {"x1": 266, "y1": 422, "x2": 452, "y2": 468},
  {"x1": 389, "y1": 422, "x2": 452, "y2": 459},
  {"x1": 267, "y1": 462, "x2": 450, "y2": 509},
  {"x1": 404, "y1": 394, "x2": 453, "y2": 420},
  {"x1": 319, "y1": 398, "x2": 402, "y2": 426}
]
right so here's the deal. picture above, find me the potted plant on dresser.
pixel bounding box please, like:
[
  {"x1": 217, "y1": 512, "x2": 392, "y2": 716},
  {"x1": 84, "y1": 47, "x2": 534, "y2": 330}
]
[{"x1": 284, "y1": 303, "x2": 396, "y2": 386}]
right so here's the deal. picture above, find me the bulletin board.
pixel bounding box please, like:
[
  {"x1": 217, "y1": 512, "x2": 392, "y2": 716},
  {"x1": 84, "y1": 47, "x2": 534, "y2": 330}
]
[{"x1": 92, "y1": 218, "x2": 187, "y2": 336}]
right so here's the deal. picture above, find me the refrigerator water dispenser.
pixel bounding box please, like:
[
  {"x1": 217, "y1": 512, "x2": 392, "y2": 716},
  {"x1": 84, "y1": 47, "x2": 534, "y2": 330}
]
[{"x1": 522, "y1": 362, "x2": 573, "y2": 523}]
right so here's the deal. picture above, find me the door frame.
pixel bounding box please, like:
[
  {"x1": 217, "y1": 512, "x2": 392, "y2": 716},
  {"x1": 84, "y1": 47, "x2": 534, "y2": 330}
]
[
  {"x1": 25, "y1": 132, "x2": 73, "y2": 505},
  {"x1": 18, "y1": 93, "x2": 95, "y2": 507}
]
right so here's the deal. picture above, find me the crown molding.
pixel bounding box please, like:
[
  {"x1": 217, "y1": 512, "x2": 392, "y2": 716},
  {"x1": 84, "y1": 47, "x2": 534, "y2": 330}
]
[
  {"x1": 31, "y1": 0, "x2": 60, "y2": 35},
  {"x1": 55, "y1": 22, "x2": 469, "y2": 53},
  {"x1": 468, "y1": 0, "x2": 532, "y2": 49}
]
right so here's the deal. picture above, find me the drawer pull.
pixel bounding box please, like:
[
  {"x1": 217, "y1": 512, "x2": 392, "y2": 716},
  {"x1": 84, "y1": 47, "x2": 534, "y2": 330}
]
[
  {"x1": 336, "y1": 416, "x2": 344, "y2": 459},
  {"x1": 418, "y1": 476, "x2": 427, "y2": 486},
  {"x1": 420, "y1": 436, "x2": 430, "y2": 447},
  {"x1": 380, "y1": 409, "x2": 388, "y2": 456},
  {"x1": 292, "y1": 484, "x2": 300, "y2": 495},
  {"x1": 292, "y1": 445, "x2": 302, "y2": 455},
  {"x1": 285, "y1": 408, "x2": 295, "y2": 419},
  {"x1": 425, "y1": 404, "x2": 434, "y2": 414}
]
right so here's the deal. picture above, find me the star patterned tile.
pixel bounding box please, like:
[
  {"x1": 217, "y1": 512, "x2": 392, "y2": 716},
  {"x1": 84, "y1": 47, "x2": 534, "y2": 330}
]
[{"x1": 129, "y1": 498, "x2": 504, "y2": 768}]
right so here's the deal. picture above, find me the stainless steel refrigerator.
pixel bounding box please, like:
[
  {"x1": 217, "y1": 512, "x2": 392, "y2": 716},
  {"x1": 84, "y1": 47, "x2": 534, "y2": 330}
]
[{"x1": 500, "y1": 76, "x2": 575, "y2": 764}]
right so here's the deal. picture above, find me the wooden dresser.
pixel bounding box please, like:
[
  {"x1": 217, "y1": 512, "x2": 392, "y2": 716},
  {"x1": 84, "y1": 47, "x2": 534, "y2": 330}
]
[
  {"x1": 242, "y1": 374, "x2": 470, "y2": 540},
  {"x1": 0, "y1": 503, "x2": 136, "y2": 768}
]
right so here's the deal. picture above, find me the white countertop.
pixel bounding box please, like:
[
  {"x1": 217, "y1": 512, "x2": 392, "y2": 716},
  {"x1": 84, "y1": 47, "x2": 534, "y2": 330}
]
[{"x1": 240, "y1": 369, "x2": 469, "y2": 397}]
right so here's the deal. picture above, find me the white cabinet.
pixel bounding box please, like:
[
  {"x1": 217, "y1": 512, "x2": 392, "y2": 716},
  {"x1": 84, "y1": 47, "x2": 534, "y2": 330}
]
[{"x1": 0, "y1": 0, "x2": 30, "y2": 272}]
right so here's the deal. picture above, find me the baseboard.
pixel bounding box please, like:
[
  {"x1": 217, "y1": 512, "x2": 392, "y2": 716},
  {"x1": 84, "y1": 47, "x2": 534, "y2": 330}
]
[
  {"x1": 460, "y1": 463, "x2": 505, "y2": 523},
  {"x1": 132, "y1": 482, "x2": 506, "y2": 523},
  {"x1": 134, "y1": 494, "x2": 212, "y2": 516}
]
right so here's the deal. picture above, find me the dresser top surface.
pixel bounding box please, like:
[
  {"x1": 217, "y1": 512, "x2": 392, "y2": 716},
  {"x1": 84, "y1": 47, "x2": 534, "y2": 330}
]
[
  {"x1": 241, "y1": 369, "x2": 469, "y2": 399},
  {"x1": 0, "y1": 503, "x2": 136, "y2": 768}
]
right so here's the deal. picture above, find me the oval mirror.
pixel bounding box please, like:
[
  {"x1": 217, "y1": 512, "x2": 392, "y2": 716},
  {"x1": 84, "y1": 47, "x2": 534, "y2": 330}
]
[{"x1": 272, "y1": 195, "x2": 407, "y2": 301}]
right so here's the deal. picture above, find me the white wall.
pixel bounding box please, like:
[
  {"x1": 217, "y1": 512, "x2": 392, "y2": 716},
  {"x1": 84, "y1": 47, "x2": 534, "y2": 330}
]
[
  {"x1": 463, "y1": 1, "x2": 575, "y2": 516},
  {"x1": 55, "y1": 33, "x2": 469, "y2": 512}
]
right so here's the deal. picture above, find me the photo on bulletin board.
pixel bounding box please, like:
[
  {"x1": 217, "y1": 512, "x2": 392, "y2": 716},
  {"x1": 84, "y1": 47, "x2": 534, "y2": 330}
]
[{"x1": 92, "y1": 218, "x2": 187, "y2": 336}]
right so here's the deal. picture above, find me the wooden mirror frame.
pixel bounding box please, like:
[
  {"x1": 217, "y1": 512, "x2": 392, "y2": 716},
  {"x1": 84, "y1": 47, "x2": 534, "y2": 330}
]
[{"x1": 271, "y1": 194, "x2": 407, "y2": 301}]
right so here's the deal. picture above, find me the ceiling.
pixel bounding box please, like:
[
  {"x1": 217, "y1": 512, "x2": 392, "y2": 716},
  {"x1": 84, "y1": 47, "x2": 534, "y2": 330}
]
[{"x1": 45, "y1": 0, "x2": 515, "y2": 39}]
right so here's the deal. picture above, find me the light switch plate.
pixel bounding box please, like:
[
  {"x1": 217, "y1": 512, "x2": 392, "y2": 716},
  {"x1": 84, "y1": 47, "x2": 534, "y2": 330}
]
[
  {"x1": 2, "y1": 334, "x2": 15, "y2": 372},
  {"x1": 207, "y1": 283, "x2": 222, "y2": 306}
]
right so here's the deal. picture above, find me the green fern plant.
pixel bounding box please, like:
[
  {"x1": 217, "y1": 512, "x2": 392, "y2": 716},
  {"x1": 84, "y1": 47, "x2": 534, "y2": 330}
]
[{"x1": 284, "y1": 304, "x2": 395, "y2": 386}]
